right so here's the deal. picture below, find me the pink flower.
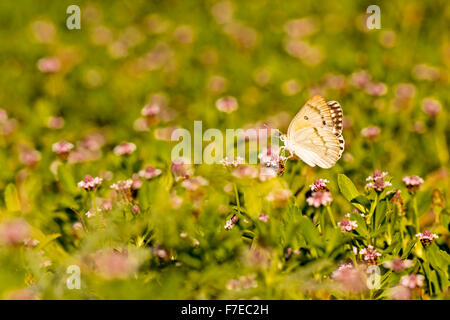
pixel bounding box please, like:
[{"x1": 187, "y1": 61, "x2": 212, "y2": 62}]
[
  {"x1": 113, "y1": 142, "x2": 136, "y2": 156},
  {"x1": 81, "y1": 133, "x2": 106, "y2": 151},
  {"x1": 131, "y1": 204, "x2": 140, "y2": 215},
  {"x1": 284, "y1": 17, "x2": 318, "y2": 38},
  {"x1": 258, "y1": 213, "x2": 269, "y2": 223},
  {"x1": 37, "y1": 56, "x2": 61, "y2": 73},
  {"x1": 383, "y1": 258, "x2": 414, "y2": 272},
  {"x1": 359, "y1": 245, "x2": 381, "y2": 265},
  {"x1": 208, "y1": 75, "x2": 227, "y2": 93},
  {"x1": 281, "y1": 79, "x2": 301, "y2": 96},
  {"x1": 412, "y1": 64, "x2": 440, "y2": 81},
  {"x1": 221, "y1": 156, "x2": 244, "y2": 167},
  {"x1": 400, "y1": 274, "x2": 425, "y2": 289},
  {"x1": 171, "y1": 158, "x2": 193, "y2": 181},
  {"x1": 361, "y1": 126, "x2": 381, "y2": 139},
  {"x1": 224, "y1": 215, "x2": 239, "y2": 230},
  {"x1": 0, "y1": 109, "x2": 7, "y2": 123},
  {"x1": 306, "y1": 191, "x2": 332, "y2": 207},
  {"x1": 47, "y1": 116, "x2": 65, "y2": 129},
  {"x1": 216, "y1": 96, "x2": 238, "y2": 113},
  {"x1": 0, "y1": 219, "x2": 31, "y2": 246},
  {"x1": 181, "y1": 176, "x2": 209, "y2": 191},
  {"x1": 395, "y1": 83, "x2": 416, "y2": 100},
  {"x1": 266, "y1": 189, "x2": 292, "y2": 207},
  {"x1": 7, "y1": 288, "x2": 37, "y2": 300},
  {"x1": 258, "y1": 146, "x2": 282, "y2": 168},
  {"x1": 23, "y1": 238, "x2": 39, "y2": 247},
  {"x1": 402, "y1": 175, "x2": 424, "y2": 193},
  {"x1": 365, "y1": 170, "x2": 391, "y2": 192},
  {"x1": 77, "y1": 174, "x2": 103, "y2": 191},
  {"x1": 232, "y1": 165, "x2": 258, "y2": 179},
  {"x1": 110, "y1": 179, "x2": 133, "y2": 191},
  {"x1": 350, "y1": 70, "x2": 371, "y2": 88},
  {"x1": 226, "y1": 275, "x2": 257, "y2": 291},
  {"x1": 138, "y1": 166, "x2": 162, "y2": 179},
  {"x1": 389, "y1": 285, "x2": 412, "y2": 300},
  {"x1": 32, "y1": 20, "x2": 56, "y2": 43},
  {"x1": 1, "y1": 118, "x2": 17, "y2": 136},
  {"x1": 19, "y1": 149, "x2": 41, "y2": 167},
  {"x1": 131, "y1": 174, "x2": 142, "y2": 190},
  {"x1": 259, "y1": 166, "x2": 279, "y2": 181},
  {"x1": 141, "y1": 103, "x2": 161, "y2": 117},
  {"x1": 173, "y1": 25, "x2": 195, "y2": 44},
  {"x1": 94, "y1": 250, "x2": 138, "y2": 279},
  {"x1": 416, "y1": 229, "x2": 438, "y2": 246},
  {"x1": 101, "y1": 199, "x2": 113, "y2": 211},
  {"x1": 365, "y1": 82, "x2": 388, "y2": 96},
  {"x1": 85, "y1": 209, "x2": 98, "y2": 218},
  {"x1": 52, "y1": 141, "x2": 74, "y2": 157},
  {"x1": 338, "y1": 218, "x2": 358, "y2": 232},
  {"x1": 421, "y1": 98, "x2": 442, "y2": 117},
  {"x1": 331, "y1": 263, "x2": 367, "y2": 295},
  {"x1": 170, "y1": 191, "x2": 183, "y2": 209},
  {"x1": 309, "y1": 178, "x2": 329, "y2": 192}
]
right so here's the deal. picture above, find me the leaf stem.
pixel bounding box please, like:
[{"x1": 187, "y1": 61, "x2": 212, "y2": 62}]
[
  {"x1": 233, "y1": 182, "x2": 241, "y2": 216},
  {"x1": 326, "y1": 205, "x2": 337, "y2": 228}
]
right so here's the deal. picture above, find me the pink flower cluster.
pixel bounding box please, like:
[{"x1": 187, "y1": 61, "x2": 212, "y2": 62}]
[
  {"x1": 113, "y1": 142, "x2": 136, "y2": 156},
  {"x1": 400, "y1": 274, "x2": 425, "y2": 289},
  {"x1": 359, "y1": 245, "x2": 381, "y2": 265},
  {"x1": 171, "y1": 158, "x2": 194, "y2": 181},
  {"x1": 402, "y1": 175, "x2": 424, "y2": 193},
  {"x1": 221, "y1": 156, "x2": 244, "y2": 167},
  {"x1": 110, "y1": 179, "x2": 133, "y2": 191},
  {"x1": 309, "y1": 178, "x2": 329, "y2": 192},
  {"x1": 52, "y1": 141, "x2": 74, "y2": 158},
  {"x1": 415, "y1": 229, "x2": 438, "y2": 246},
  {"x1": 365, "y1": 170, "x2": 391, "y2": 192},
  {"x1": 138, "y1": 165, "x2": 162, "y2": 179},
  {"x1": 331, "y1": 263, "x2": 367, "y2": 295},
  {"x1": 389, "y1": 273, "x2": 425, "y2": 300},
  {"x1": 361, "y1": 126, "x2": 381, "y2": 140},
  {"x1": 77, "y1": 174, "x2": 103, "y2": 191},
  {"x1": 306, "y1": 190, "x2": 332, "y2": 207},
  {"x1": 337, "y1": 218, "x2": 358, "y2": 232},
  {"x1": 216, "y1": 96, "x2": 238, "y2": 113},
  {"x1": 0, "y1": 219, "x2": 31, "y2": 246},
  {"x1": 382, "y1": 258, "x2": 414, "y2": 272}
]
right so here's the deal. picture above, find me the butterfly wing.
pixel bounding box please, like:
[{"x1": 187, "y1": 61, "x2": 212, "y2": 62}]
[
  {"x1": 291, "y1": 126, "x2": 344, "y2": 168},
  {"x1": 286, "y1": 96, "x2": 344, "y2": 168},
  {"x1": 287, "y1": 96, "x2": 343, "y2": 137}
]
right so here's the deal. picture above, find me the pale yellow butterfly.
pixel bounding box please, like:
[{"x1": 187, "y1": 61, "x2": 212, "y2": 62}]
[{"x1": 281, "y1": 95, "x2": 345, "y2": 169}]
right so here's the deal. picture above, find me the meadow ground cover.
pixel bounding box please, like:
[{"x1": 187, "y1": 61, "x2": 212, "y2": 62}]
[{"x1": 0, "y1": 0, "x2": 449, "y2": 300}]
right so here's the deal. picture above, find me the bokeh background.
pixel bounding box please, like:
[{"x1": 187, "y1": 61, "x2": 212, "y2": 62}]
[{"x1": 0, "y1": 0, "x2": 448, "y2": 299}]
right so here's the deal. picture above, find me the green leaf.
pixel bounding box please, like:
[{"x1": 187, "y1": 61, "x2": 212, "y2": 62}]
[
  {"x1": 374, "y1": 200, "x2": 387, "y2": 228},
  {"x1": 324, "y1": 227, "x2": 344, "y2": 254},
  {"x1": 351, "y1": 195, "x2": 371, "y2": 211},
  {"x1": 426, "y1": 244, "x2": 450, "y2": 271},
  {"x1": 4, "y1": 184, "x2": 20, "y2": 212},
  {"x1": 57, "y1": 166, "x2": 76, "y2": 194},
  {"x1": 401, "y1": 239, "x2": 417, "y2": 259},
  {"x1": 337, "y1": 174, "x2": 365, "y2": 212},
  {"x1": 298, "y1": 216, "x2": 323, "y2": 249},
  {"x1": 350, "y1": 211, "x2": 369, "y2": 238},
  {"x1": 37, "y1": 233, "x2": 61, "y2": 249}
]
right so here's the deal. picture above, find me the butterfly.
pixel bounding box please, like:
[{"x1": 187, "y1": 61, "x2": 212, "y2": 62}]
[{"x1": 281, "y1": 95, "x2": 345, "y2": 169}]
